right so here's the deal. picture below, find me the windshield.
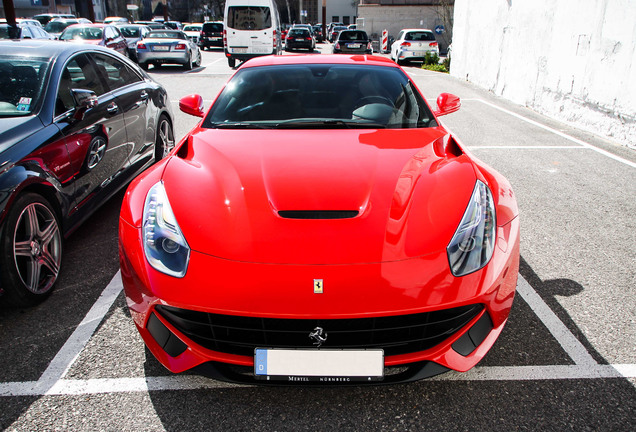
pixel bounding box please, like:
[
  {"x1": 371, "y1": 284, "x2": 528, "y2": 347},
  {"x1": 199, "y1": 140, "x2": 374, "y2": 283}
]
[
  {"x1": 119, "y1": 26, "x2": 141, "y2": 37},
  {"x1": 45, "y1": 20, "x2": 75, "y2": 33},
  {"x1": 147, "y1": 31, "x2": 184, "y2": 39},
  {"x1": 227, "y1": 7, "x2": 272, "y2": 31},
  {"x1": 405, "y1": 31, "x2": 435, "y2": 41},
  {"x1": 203, "y1": 64, "x2": 436, "y2": 129},
  {"x1": 183, "y1": 25, "x2": 201, "y2": 32},
  {"x1": 60, "y1": 26, "x2": 102, "y2": 40},
  {"x1": 0, "y1": 56, "x2": 50, "y2": 117}
]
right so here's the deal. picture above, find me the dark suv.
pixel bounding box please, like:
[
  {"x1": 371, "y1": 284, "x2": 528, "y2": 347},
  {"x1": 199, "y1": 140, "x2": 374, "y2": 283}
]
[{"x1": 199, "y1": 21, "x2": 223, "y2": 50}]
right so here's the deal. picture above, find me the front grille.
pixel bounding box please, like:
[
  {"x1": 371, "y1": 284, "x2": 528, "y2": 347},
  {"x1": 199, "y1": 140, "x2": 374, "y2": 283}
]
[{"x1": 155, "y1": 304, "x2": 484, "y2": 357}]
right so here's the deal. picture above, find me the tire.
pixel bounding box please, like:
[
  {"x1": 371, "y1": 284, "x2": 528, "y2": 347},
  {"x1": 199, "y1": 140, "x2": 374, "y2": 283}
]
[
  {"x1": 184, "y1": 54, "x2": 193, "y2": 70},
  {"x1": 0, "y1": 193, "x2": 62, "y2": 307},
  {"x1": 194, "y1": 49, "x2": 202, "y2": 67},
  {"x1": 228, "y1": 57, "x2": 236, "y2": 68},
  {"x1": 140, "y1": 62, "x2": 148, "y2": 71},
  {"x1": 155, "y1": 114, "x2": 174, "y2": 161}
]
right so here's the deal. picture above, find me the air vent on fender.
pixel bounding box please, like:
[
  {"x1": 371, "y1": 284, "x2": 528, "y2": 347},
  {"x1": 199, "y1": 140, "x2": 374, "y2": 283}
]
[{"x1": 278, "y1": 210, "x2": 359, "y2": 219}]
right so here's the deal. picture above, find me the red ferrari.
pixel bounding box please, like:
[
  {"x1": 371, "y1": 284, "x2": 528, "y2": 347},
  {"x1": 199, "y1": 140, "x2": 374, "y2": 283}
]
[{"x1": 119, "y1": 54, "x2": 520, "y2": 384}]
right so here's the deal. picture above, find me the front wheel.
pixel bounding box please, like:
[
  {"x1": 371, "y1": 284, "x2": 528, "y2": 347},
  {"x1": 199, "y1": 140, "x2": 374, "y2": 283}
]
[
  {"x1": 155, "y1": 114, "x2": 175, "y2": 161},
  {"x1": 0, "y1": 193, "x2": 62, "y2": 307}
]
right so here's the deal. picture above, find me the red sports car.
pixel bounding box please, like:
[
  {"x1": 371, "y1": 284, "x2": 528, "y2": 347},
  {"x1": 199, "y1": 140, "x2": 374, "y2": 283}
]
[{"x1": 119, "y1": 54, "x2": 520, "y2": 384}]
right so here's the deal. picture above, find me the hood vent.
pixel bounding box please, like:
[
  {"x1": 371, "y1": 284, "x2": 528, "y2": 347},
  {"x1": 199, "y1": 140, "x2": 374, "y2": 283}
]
[{"x1": 278, "y1": 210, "x2": 359, "y2": 220}]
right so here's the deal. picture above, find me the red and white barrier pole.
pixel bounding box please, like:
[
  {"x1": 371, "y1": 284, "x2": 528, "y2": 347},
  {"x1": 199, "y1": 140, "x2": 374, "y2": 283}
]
[{"x1": 381, "y1": 29, "x2": 388, "y2": 53}]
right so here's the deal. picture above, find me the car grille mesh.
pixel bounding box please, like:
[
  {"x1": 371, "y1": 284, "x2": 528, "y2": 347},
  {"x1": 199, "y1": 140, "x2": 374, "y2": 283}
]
[{"x1": 154, "y1": 304, "x2": 484, "y2": 357}]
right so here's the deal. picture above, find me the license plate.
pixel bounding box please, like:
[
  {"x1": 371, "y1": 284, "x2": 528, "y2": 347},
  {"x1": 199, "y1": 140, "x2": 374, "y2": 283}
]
[
  {"x1": 413, "y1": 51, "x2": 426, "y2": 57},
  {"x1": 296, "y1": 38, "x2": 305, "y2": 41},
  {"x1": 232, "y1": 47, "x2": 247, "y2": 53},
  {"x1": 152, "y1": 46, "x2": 170, "y2": 51},
  {"x1": 211, "y1": 37, "x2": 221, "y2": 40},
  {"x1": 347, "y1": 43, "x2": 361, "y2": 49},
  {"x1": 254, "y1": 348, "x2": 384, "y2": 382}
]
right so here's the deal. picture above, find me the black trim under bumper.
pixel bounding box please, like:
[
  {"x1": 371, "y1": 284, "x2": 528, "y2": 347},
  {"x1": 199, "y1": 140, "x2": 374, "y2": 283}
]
[{"x1": 191, "y1": 360, "x2": 450, "y2": 386}]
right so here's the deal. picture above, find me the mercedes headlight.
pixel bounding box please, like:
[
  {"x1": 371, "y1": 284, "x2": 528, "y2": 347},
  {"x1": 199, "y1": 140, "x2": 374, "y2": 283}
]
[
  {"x1": 143, "y1": 181, "x2": 190, "y2": 278},
  {"x1": 447, "y1": 181, "x2": 496, "y2": 276}
]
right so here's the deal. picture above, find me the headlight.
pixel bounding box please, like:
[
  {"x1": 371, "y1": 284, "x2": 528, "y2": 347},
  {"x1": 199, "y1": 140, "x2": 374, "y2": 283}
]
[
  {"x1": 143, "y1": 181, "x2": 190, "y2": 277},
  {"x1": 447, "y1": 181, "x2": 496, "y2": 276}
]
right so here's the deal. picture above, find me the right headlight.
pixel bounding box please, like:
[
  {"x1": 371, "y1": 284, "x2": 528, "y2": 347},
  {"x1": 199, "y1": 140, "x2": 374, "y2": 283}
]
[
  {"x1": 142, "y1": 181, "x2": 190, "y2": 278},
  {"x1": 447, "y1": 181, "x2": 496, "y2": 277}
]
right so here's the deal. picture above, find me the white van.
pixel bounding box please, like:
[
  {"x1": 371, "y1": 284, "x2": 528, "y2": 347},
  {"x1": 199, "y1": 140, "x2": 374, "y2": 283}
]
[{"x1": 224, "y1": 0, "x2": 282, "y2": 68}]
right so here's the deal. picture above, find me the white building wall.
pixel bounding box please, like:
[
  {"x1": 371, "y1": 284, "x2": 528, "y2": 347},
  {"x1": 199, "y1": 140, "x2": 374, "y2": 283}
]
[
  {"x1": 324, "y1": 0, "x2": 357, "y2": 25},
  {"x1": 451, "y1": 0, "x2": 636, "y2": 148}
]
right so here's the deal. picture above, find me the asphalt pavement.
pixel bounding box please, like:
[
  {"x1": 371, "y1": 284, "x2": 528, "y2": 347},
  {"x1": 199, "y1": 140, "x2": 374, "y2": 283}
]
[{"x1": 0, "y1": 44, "x2": 634, "y2": 431}]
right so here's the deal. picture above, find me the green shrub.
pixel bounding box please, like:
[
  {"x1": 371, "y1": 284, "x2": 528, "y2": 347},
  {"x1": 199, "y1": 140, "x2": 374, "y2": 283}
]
[
  {"x1": 423, "y1": 52, "x2": 440, "y2": 65},
  {"x1": 421, "y1": 63, "x2": 448, "y2": 73}
]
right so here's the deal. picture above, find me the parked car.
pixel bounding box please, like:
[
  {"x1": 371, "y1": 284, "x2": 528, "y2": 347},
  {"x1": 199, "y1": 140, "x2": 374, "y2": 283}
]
[
  {"x1": 0, "y1": 22, "x2": 54, "y2": 40},
  {"x1": 182, "y1": 23, "x2": 203, "y2": 45},
  {"x1": 326, "y1": 21, "x2": 344, "y2": 40},
  {"x1": 32, "y1": 13, "x2": 76, "y2": 26},
  {"x1": 44, "y1": 18, "x2": 82, "y2": 38},
  {"x1": 311, "y1": 24, "x2": 323, "y2": 42},
  {"x1": 135, "y1": 21, "x2": 166, "y2": 30},
  {"x1": 59, "y1": 24, "x2": 128, "y2": 58},
  {"x1": 284, "y1": 27, "x2": 315, "y2": 52},
  {"x1": 333, "y1": 30, "x2": 372, "y2": 54},
  {"x1": 136, "y1": 29, "x2": 202, "y2": 70},
  {"x1": 0, "y1": 18, "x2": 43, "y2": 27},
  {"x1": 104, "y1": 17, "x2": 129, "y2": 24},
  {"x1": 199, "y1": 21, "x2": 223, "y2": 50},
  {"x1": 390, "y1": 28, "x2": 439, "y2": 65},
  {"x1": 119, "y1": 54, "x2": 520, "y2": 384},
  {"x1": 164, "y1": 21, "x2": 183, "y2": 30},
  {"x1": 116, "y1": 24, "x2": 152, "y2": 61},
  {"x1": 0, "y1": 40, "x2": 174, "y2": 306},
  {"x1": 329, "y1": 25, "x2": 347, "y2": 43}
]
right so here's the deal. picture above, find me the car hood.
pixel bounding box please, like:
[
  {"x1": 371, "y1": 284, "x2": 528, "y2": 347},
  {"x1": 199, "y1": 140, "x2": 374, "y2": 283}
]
[{"x1": 161, "y1": 128, "x2": 478, "y2": 264}]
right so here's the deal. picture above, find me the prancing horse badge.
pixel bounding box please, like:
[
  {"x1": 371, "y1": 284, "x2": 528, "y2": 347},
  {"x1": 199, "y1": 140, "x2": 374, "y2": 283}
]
[{"x1": 313, "y1": 279, "x2": 323, "y2": 294}]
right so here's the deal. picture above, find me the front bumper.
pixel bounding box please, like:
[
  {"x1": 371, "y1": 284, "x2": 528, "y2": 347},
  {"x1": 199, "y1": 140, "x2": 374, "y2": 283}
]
[{"x1": 120, "y1": 215, "x2": 519, "y2": 383}]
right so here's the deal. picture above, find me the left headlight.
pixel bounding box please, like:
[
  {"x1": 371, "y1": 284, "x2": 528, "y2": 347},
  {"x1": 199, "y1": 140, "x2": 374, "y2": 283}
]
[
  {"x1": 447, "y1": 181, "x2": 496, "y2": 277},
  {"x1": 142, "y1": 181, "x2": 190, "y2": 278}
]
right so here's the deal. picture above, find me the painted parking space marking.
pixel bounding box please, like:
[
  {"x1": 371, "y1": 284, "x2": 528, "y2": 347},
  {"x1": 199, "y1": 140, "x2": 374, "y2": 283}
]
[{"x1": 469, "y1": 99, "x2": 636, "y2": 169}]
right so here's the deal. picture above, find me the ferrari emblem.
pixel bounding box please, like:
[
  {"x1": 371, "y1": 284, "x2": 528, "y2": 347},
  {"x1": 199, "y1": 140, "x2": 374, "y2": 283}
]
[{"x1": 313, "y1": 279, "x2": 323, "y2": 294}]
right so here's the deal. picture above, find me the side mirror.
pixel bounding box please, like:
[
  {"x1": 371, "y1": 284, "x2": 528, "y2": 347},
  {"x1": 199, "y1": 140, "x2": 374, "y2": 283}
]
[
  {"x1": 433, "y1": 93, "x2": 461, "y2": 117},
  {"x1": 179, "y1": 94, "x2": 205, "y2": 118},
  {"x1": 71, "y1": 89, "x2": 98, "y2": 120}
]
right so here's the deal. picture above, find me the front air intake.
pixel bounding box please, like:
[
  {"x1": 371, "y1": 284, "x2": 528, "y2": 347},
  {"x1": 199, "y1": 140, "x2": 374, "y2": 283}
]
[{"x1": 278, "y1": 210, "x2": 359, "y2": 219}]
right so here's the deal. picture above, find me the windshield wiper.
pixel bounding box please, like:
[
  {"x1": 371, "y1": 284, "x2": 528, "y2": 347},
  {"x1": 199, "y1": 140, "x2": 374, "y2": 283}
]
[
  {"x1": 209, "y1": 122, "x2": 275, "y2": 129},
  {"x1": 274, "y1": 119, "x2": 386, "y2": 129}
]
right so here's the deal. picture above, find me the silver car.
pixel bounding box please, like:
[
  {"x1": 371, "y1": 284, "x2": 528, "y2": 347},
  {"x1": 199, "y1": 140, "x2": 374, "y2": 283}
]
[{"x1": 136, "y1": 29, "x2": 202, "y2": 70}]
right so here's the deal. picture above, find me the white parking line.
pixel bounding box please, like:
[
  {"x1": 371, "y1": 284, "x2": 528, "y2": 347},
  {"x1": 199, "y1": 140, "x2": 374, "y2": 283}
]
[{"x1": 471, "y1": 99, "x2": 636, "y2": 169}]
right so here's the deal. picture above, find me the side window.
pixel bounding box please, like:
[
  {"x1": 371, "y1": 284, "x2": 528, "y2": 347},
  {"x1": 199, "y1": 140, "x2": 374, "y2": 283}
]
[
  {"x1": 21, "y1": 27, "x2": 33, "y2": 39},
  {"x1": 55, "y1": 54, "x2": 107, "y2": 116},
  {"x1": 92, "y1": 53, "x2": 142, "y2": 92}
]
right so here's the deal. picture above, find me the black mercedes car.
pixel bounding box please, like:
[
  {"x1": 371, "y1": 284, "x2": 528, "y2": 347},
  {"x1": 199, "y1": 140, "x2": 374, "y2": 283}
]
[
  {"x1": 333, "y1": 30, "x2": 372, "y2": 55},
  {"x1": 0, "y1": 40, "x2": 174, "y2": 306}
]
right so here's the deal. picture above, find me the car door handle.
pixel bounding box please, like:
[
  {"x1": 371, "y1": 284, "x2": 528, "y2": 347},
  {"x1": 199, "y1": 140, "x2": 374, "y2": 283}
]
[
  {"x1": 140, "y1": 91, "x2": 149, "y2": 101},
  {"x1": 107, "y1": 102, "x2": 119, "y2": 114}
]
